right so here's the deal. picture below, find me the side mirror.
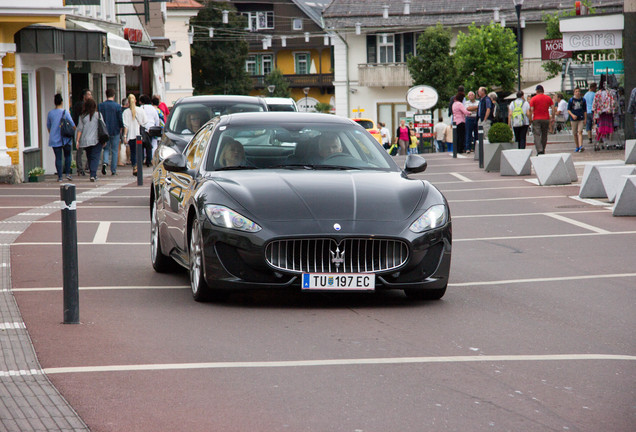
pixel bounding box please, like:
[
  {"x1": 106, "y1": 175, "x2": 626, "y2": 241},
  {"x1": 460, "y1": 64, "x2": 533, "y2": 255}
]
[
  {"x1": 163, "y1": 152, "x2": 189, "y2": 173},
  {"x1": 404, "y1": 154, "x2": 427, "y2": 174}
]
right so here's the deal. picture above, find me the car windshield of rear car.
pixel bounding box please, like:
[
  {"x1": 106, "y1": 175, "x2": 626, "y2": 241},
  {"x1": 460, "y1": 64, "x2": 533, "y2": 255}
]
[
  {"x1": 267, "y1": 104, "x2": 297, "y2": 112},
  {"x1": 168, "y1": 102, "x2": 266, "y2": 135},
  {"x1": 205, "y1": 123, "x2": 397, "y2": 171},
  {"x1": 354, "y1": 120, "x2": 374, "y2": 129}
]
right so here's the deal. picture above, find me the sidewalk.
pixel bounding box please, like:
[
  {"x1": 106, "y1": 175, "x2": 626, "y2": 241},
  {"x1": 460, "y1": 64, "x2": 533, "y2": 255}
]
[{"x1": 0, "y1": 177, "x2": 138, "y2": 432}]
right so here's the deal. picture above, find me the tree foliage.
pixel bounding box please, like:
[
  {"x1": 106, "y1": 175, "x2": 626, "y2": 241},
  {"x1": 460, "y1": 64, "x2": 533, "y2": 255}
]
[
  {"x1": 190, "y1": 2, "x2": 252, "y2": 95},
  {"x1": 453, "y1": 23, "x2": 518, "y2": 92},
  {"x1": 262, "y1": 69, "x2": 291, "y2": 98},
  {"x1": 406, "y1": 24, "x2": 456, "y2": 110}
]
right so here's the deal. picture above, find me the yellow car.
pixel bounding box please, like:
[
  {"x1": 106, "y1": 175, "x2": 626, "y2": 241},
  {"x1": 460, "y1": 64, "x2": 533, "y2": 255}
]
[{"x1": 353, "y1": 118, "x2": 383, "y2": 144}]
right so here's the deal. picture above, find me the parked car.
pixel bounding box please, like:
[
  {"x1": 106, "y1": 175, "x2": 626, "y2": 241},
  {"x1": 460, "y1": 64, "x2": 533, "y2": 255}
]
[
  {"x1": 352, "y1": 118, "x2": 382, "y2": 144},
  {"x1": 150, "y1": 112, "x2": 451, "y2": 302},
  {"x1": 264, "y1": 97, "x2": 298, "y2": 112},
  {"x1": 152, "y1": 95, "x2": 268, "y2": 165}
]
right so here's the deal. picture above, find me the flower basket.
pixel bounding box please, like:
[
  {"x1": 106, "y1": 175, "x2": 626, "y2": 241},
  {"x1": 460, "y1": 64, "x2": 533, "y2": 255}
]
[{"x1": 28, "y1": 167, "x2": 45, "y2": 182}]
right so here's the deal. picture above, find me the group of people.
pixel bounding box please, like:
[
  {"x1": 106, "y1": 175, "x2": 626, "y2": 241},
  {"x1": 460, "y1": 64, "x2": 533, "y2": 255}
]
[
  {"x1": 46, "y1": 90, "x2": 169, "y2": 181},
  {"x1": 449, "y1": 86, "x2": 500, "y2": 154}
]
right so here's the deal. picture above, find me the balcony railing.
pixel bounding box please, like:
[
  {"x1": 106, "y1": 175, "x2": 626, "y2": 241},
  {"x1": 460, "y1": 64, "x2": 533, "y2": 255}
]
[
  {"x1": 358, "y1": 63, "x2": 413, "y2": 87},
  {"x1": 251, "y1": 73, "x2": 334, "y2": 89}
]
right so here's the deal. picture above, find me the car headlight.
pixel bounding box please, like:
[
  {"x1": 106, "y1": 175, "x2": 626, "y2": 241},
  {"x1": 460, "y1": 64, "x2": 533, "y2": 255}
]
[
  {"x1": 204, "y1": 205, "x2": 262, "y2": 233},
  {"x1": 409, "y1": 204, "x2": 447, "y2": 233}
]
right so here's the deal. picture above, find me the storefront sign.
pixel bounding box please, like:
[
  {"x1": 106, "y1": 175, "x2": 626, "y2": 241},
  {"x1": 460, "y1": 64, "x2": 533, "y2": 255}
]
[
  {"x1": 593, "y1": 60, "x2": 624, "y2": 75},
  {"x1": 406, "y1": 85, "x2": 438, "y2": 110},
  {"x1": 541, "y1": 39, "x2": 572, "y2": 60},
  {"x1": 562, "y1": 30, "x2": 622, "y2": 51}
]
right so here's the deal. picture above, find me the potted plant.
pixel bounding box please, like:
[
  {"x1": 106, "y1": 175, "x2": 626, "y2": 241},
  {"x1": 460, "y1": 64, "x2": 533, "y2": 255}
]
[
  {"x1": 28, "y1": 167, "x2": 46, "y2": 182},
  {"x1": 70, "y1": 160, "x2": 77, "y2": 174},
  {"x1": 484, "y1": 123, "x2": 516, "y2": 172}
]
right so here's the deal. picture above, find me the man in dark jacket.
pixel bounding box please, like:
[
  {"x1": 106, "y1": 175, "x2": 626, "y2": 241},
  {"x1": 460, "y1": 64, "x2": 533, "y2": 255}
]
[
  {"x1": 98, "y1": 88, "x2": 124, "y2": 175},
  {"x1": 72, "y1": 89, "x2": 92, "y2": 175}
]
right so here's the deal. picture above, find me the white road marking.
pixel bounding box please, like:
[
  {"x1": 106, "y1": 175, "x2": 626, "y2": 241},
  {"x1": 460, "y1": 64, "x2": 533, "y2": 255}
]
[
  {"x1": 449, "y1": 272, "x2": 636, "y2": 287},
  {"x1": 455, "y1": 230, "x2": 636, "y2": 242},
  {"x1": 40, "y1": 354, "x2": 636, "y2": 375},
  {"x1": 10, "y1": 285, "x2": 188, "y2": 292},
  {"x1": 525, "y1": 178, "x2": 580, "y2": 187},
  {"x1": 545, "y1": 212, "x2": 609, "y2": 234},
  {"x1": 92, "y1": 222, "x2": 111, "y2": 244},
  {"x1": 0, "y1": 322, "x2": 26, "y2": 330},
  {"x1": 452, "y1": 210, "x2": 608, "y2": 218},
  {"x1": 0, "y1": 231, "x2": 22, "y2": 234},
  {"x1": 569, "y1": 195, "x2": 613, "y2": 207},
  {"x1": 11, "y1": 242, "x2": 148, "y2": 246},
  {"x1": 443, "y1": 186, "x2": 567, "y2": 193},
  {"x1": 448, "y1": 195, "x2": 563, "y2": 203},
  {"x1": 449, "y1": 172, "x2": 473, "y2": 182}
]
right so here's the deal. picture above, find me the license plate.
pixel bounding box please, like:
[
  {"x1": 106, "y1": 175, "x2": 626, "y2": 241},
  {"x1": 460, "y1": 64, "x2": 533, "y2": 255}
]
[{"x1": 302, "y1": 273, "x2": 375, "y2": 291}]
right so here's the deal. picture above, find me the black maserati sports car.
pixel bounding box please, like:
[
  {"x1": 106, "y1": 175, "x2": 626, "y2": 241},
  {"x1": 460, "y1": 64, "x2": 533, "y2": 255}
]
[{"x1": 150, "y1": 112, "x2": 451, "y2": 302}]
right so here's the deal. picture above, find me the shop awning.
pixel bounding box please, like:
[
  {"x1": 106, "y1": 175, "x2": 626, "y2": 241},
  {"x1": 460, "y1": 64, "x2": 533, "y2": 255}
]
[
  {"x1": 505, "y1": 76, "x2": 564, "y2": 99},
  {"x1": 15, "y1": 25, "x2": 105, "y2": 62},
  {"x1": 68, "y1": 20, "x2": 133, "y2": 66}
]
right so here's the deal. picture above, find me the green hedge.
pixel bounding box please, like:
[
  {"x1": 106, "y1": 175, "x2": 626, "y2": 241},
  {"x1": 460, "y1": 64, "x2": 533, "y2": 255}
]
[{"x1": 488, "y1": 122, "x2": 514, "y2": 143}]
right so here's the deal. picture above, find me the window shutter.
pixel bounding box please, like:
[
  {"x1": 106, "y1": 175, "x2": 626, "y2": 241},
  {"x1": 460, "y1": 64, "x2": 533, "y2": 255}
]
[
  {"x1": 403, "y1": 33, "x2": 414, "y2": 59},
  {"x1": 395, "y1": 34, "x2": 402, "y2": 62},
  {"x1": 366, "y1": 35, "x2": 376, "y2": 64}
]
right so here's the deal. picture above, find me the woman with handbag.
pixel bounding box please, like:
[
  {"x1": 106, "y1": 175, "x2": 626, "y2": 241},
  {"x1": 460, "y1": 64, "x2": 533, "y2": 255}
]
[
  {"x1": 76, "y1": 98, "x2": 105, "y2": 182},
  {"x1": 46, "y1": 94, "x2": 75, "y2": 181},
  {"x1": 122, "y1": 94, "x2": 147, "y2": 176}
]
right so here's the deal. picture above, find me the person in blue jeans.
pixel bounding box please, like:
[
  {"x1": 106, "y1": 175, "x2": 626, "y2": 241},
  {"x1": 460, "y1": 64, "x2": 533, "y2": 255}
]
[
  {"x1": 46, "y1": 94, "x2": 75, "y2": 181},
  {"x1": 98, "y1": 88, "x2": 123, "y2": 175},
  {"x1": 583, "y1": 82, "x2": 596, "y2": 145},
  {"x1": 464, "y1": 91, "x2": 479, "y2": 153}
]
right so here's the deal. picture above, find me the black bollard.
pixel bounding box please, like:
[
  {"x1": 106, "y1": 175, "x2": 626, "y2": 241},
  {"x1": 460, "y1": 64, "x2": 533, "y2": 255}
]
[
  {"x1": 60, "y1": 184, "x2": 79, "y2": 324},
  {"x1": 478, "y1": 124, "x2": 484, "y2": 169},
  {"x1": 136, "y1": 135, "x2": 143, "y2": 186},
  {"x1": 452, "y1": 121, "x2": 457, "y2": 159}
]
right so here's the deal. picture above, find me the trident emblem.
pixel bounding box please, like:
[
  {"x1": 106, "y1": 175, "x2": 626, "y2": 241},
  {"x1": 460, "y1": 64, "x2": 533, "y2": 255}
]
[{"x1": 330, "y1": 247, "x2": 345, "y2": 268}]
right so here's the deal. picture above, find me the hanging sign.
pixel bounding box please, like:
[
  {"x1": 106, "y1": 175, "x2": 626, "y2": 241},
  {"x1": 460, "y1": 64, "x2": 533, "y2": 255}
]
[{"x1": 406, "y1": 85, "x2": 438, "y2": 110}]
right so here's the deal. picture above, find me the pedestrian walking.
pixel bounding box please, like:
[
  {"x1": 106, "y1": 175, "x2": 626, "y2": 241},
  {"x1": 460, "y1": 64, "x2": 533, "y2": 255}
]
[
  {"x1": 153, "y1": 94, "x2": 170, "y2": 120},
  {"x1": 452, "y1": 91, "x2": 471, "y2": 154},
  {"x1": 464, "y1": 91, "x2": 479, "y2": 153},
  {"x1": 98, "y1": 88, "x2": 123, "y2": 175},
  {"x1": 139, "y1": 94, "x2": 161, "y2": 165},
  {"x1": 379, "y1": 122, "x2": 391, "y2": 149},
  {"x1": 434, "y1": 117, "x2": 447, "y2": 152},
  {"x1": 529, "y1": 85, "x2": 554, "y2": 155},
  {"x1": 508, "y1": 91, "x2": 530, "y2": 149},
  {"x1": 584, "y1": 82, "x2": 597, "y2": 145},
  {"x1": 628, "y1": 86, "x2": 636, "y2": 136},
  {"x1": 567, "y1": 87, "x2": 587, "y2": 152},
  {"x1": 592, "y1": 79, "x2": 616, "y2": 150},
  {"x1": 477, "y1": 87, "x2": 492, "y2": 139},
  {"x1": 72, "y1": 89, "x2": 92, "y2": 176},
  {"x1": 76, "y1": 98, "x2": 103, "y2": 182},
  {"x1": 444, "y1": 122, "x2": 453, "y2": 153},
  {"x1": 395, "y1": 119, "x2": 411, "y2": 156},
  {"x1": 122, "y1": 94, "x2": 147, "y2": 176},
  {"x1": 408, "y1": 128, "x2": 419, "y2": 154},
  {"x1": 46, "y1": 94, "x2": 75, "y2": 181}
]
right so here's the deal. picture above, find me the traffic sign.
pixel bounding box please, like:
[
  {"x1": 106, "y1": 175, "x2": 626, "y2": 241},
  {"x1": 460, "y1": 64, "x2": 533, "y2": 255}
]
[
  {"x1": 593, "y1": 60, "x2": 624, "y2": 75},
  {"x1": 407, "y1": 85, "x2": 438, "y2": 110}
]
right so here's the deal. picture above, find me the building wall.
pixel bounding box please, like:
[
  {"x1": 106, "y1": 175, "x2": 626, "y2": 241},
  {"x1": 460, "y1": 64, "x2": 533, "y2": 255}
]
[{"x1": 164, "y1": 11, "x2": 197, "y2": 106}]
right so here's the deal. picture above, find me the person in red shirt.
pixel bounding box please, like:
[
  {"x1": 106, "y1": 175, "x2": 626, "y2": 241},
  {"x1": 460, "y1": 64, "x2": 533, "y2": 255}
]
[{"x1": 529, "y1": 85, "x2": 555, "y2": 155}]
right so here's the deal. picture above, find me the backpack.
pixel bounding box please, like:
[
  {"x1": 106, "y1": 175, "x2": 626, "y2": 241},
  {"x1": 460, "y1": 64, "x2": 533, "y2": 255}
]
[
  {"x1": 511, "y1": 100, "x2": 525, "y2": 127},
  {"x1": 59, "y1": 110, "x2": 75, "y2": 139}
]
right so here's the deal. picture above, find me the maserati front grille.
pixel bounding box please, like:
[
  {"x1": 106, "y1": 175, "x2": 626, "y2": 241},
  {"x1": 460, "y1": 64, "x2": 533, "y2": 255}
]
[{"x1": 265, "y1": 238, "x2": 409, "y2": 273}]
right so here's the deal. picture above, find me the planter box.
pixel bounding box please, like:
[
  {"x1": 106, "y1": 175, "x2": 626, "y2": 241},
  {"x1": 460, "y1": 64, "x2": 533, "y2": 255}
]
[{"x1": 28, "y1": 175, "x2": 45, "y2": 183}]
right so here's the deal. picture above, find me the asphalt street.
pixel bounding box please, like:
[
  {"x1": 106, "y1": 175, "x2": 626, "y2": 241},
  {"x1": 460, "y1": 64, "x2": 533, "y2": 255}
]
[{"x1": 1, "y1": 141, "x2": 635, "y2": 432}]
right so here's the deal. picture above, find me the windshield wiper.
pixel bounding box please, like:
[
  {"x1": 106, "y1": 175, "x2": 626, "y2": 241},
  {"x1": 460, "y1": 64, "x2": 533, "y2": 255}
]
[
  {"x1": 312, "y1": 165, "x2": 361, "y2": 170},
  {"x1": 268, "y1": 164, "x2": 317, "y2": 169},
  {"x1": 215, "y1": 165, "x2": 259, "y2": 171}
]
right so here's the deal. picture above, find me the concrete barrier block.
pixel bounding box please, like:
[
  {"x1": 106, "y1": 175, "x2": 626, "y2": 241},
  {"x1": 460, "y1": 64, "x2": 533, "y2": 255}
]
[
  {"x1": 553, "y1": 152, "x2": 578, "y2": 182},
  {"x1": 483, "y1": 142, "x2": 516, "y2": 172},
  {"x1": 626, "y1": 139, "x2": 636, "y2": 164},
  {"x1": 613, "y1": 175, "x2": 636, "y2": 216},
  {"x1": 598, "y1": 165, "x2": 636, "y2": 202},
  {"x1": 578, "y1": 161, "x2": 625, "y2": 198},
  {"x1": 530, "y1": 155, "x2": 571, "y2": 186},
  {"x1": 500, "y1": 149, "x2": 532, "y2": 176}
]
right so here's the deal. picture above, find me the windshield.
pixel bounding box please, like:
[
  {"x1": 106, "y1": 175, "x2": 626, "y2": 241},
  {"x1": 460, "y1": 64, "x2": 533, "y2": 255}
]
[
  {"x1": 205, "y1": 123, "x2": 397, "y2": 171},
  {"x1": 354, "y1": 120, "x2": 374, "y2": 129},
  {"x1": 267, "y1": 104, "x2": 297, "y2": 112},
  {"x1": 168, "y1": 102, "x2": 265, "y2": 135}
]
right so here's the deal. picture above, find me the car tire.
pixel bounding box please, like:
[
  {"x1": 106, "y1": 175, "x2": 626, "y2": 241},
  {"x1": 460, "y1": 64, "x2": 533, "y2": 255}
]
[
  {"x1": 151, "y1": 201, "x2": 178, "y2": 273},
  {"x1": 404, "y1": 286, "x2": 447, "y2": 301},
  {"x1": 189, "y1": 218, "x2": 211, "y2": 302}
]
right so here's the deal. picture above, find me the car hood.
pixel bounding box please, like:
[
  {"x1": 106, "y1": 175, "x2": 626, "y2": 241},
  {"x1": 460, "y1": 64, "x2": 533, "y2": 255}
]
[{"x1": 208, "y1": 170, "x2": 426, "y2": 222}]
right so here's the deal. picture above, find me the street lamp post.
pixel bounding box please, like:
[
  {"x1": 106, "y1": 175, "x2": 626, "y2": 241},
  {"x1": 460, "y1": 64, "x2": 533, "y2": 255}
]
[
  {"x1": 514, "y1": 0, "x2": 524, "y2": 92},
  {"x1": 303, "y1": 87, "x2": 310, "y2": 112}
]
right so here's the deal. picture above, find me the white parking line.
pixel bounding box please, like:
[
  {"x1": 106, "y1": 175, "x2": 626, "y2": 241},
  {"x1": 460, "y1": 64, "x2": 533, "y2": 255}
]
[
  {"x1": 40, "y1": 354, "x2": 636, "y2": 375},
  {"x1": 545, "y1": 212, "x2": 609, "y2": 234},
  {"x1": 10, "y1": 242, "x2": 148, "y2": 246},
  {"x1": 449, "y1": 172, "x2": 473, "y2": 182},
  {"x1": 448, "y1": 195, "x2": 563, "y2": 203},
  {"x1": 452, "y1": 210, "x2": 608, "y2": 218},
  {"x1": 10, "y1": 285, "x2": 188, "y2": 292},
  {"x1": 92, "y1": 222, "x2": 111, "y2": 244},
  {"x1": 449, "y1": 272, "x2": 636, "y2": 287},
  {"x1": 455, "y1": 230, "x2": 636, "y2": 242}
]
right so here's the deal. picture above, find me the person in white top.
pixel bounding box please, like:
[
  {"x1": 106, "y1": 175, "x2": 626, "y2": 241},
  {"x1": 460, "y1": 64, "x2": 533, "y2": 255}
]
[
  {"x1": 139, "y1": 94, "x2": 161, "y2": 166},
  {"x1": 555, "y1": 93, "x2": 569, "y2": 133},
  {"x1": 508, "y1": 90, "x2": 531, "y2": 149},
  {"x1": 433, "y1": 118, "x2": 448, "y2": 152},
  {"x1": 463, "y1": 91, "x2": 479, "y2": 153},
  {"x1": 379, "y1": 122, "x2": 391, "y2": 149},
  {"x1": 122, "y1": 94, "x2": 147, "y2": 175}
]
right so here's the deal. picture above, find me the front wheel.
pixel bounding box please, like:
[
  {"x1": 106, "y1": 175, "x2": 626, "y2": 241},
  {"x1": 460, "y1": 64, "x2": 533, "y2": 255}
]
[
  {"x1": 151, "y1": 201, "x2": 178, "y2": 273},
  {"x1": 404, "y1": 286, "x2": 447, "y2": 301},
  {"x1": 189, "y1": 218, "x2": 210, "y2": 302}
]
